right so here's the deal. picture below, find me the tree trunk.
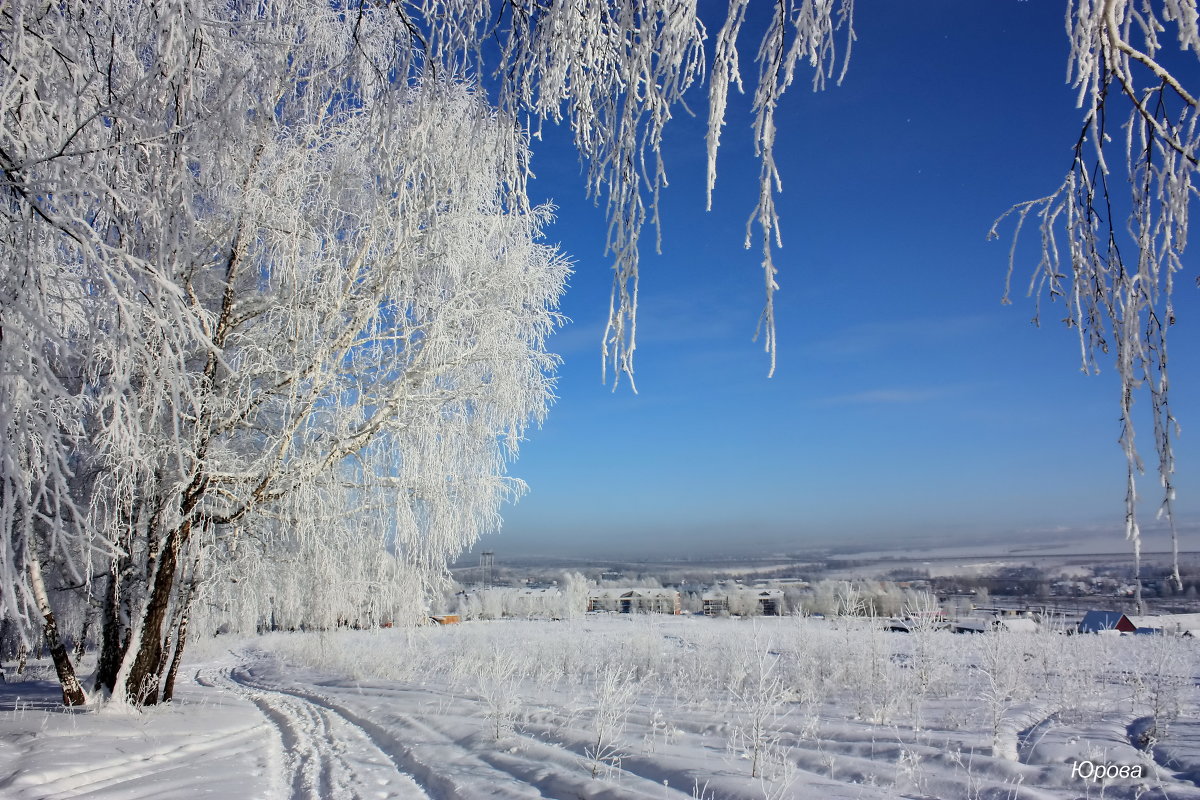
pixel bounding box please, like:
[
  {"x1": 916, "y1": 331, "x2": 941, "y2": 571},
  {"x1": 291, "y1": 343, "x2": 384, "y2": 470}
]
[
  {"x1": 95, "y1": 569, "x2": 124, "y2": 694},
  {"x1": 125, "y1": 521, "x2": 187, "y2": 705},
  {"x1": 73, "y1": 615, "x2": 90, "y2": 664},
  {"x1": 27, "y1": 550, "x2": 87, "y2": 706},
  {"x1": 162, "y1": 600, "x2": 191, "y2": 703}
]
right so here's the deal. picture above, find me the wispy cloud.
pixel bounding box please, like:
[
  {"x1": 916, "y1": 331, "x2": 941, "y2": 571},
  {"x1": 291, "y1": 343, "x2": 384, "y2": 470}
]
[
  {"x1": 820, "y1": 385, "x2": 964, "y2": 406},
  {"x1": 547, "y1": 318, "x2": 608, "y2": 356},
  {"x1": 805, "y1": 315, "x2": 996, "y2": 359},
  {"x1": 550, "y1": 288, "x2": 749, "y2": 357}
]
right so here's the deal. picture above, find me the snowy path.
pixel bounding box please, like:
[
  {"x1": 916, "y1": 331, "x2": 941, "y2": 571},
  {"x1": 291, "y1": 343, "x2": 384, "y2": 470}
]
[
  {"x1": 222, "y1": 649, "x2": 702, "y2": 799},
  {"x1": 0, "y1": 648, "x2": 711, "y2": 800},
  {"x1": 196, "y1": 657, "x2": 431, "y2": 800}
]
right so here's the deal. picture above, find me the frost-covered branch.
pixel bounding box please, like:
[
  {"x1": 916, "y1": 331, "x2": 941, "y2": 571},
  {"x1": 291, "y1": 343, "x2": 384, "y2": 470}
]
[
  {"x1": 993, "y1": 0, "x2": 1198, "y2": 595},
  {"x1": 416, "y1": 0, "x2": 852, "y2": 386}
]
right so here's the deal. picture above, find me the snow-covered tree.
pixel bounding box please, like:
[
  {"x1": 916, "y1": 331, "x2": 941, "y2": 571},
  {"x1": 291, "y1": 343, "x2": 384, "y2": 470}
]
[
  {"x1": 1, "y1": 1, "x2": 566, "y2": 705},
  {"x1": 560, "y1": 571, "x2": 593, "y2": 619}
]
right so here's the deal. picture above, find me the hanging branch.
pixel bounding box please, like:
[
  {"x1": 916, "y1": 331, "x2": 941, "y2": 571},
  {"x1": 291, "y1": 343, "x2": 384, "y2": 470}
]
[{"x1": 992, "y1": 0, "x2": 1198, "y2": 600}]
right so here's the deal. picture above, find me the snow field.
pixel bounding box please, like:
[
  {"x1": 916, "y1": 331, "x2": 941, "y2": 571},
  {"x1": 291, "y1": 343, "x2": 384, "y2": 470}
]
[
  {"x1": 1, "y1": 614, "x2": 1198, "y2": 799},
  {"x1": 259, "y1": 614, "x2": 1200, "y2": 799}
]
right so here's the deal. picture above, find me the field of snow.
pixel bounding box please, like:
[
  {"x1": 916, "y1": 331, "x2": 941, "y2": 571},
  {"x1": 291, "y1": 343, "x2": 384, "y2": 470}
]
[{"x1": 2, "y1": 614, "x2": 1199, "y2": 799}]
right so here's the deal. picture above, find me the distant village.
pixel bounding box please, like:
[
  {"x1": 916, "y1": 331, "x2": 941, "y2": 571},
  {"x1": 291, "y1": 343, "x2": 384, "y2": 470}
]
[{"x1": 440, "y1": 551, "x2": 1200, "y2": 636}]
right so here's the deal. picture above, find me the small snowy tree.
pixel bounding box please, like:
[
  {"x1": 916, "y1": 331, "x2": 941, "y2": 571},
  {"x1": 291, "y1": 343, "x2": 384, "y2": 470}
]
[
  {"x1": 973, "y1": 630, "x2": 1027, "y2": 760},
  {"x1": 475, "y1": 646, "x2": 525, "y2": 741},
  {"x1": 1130, "y1": 631, "x2": 1191, "y2": 747},
  {"x1": 561, "y1": 572, "x2": 593, "y2": 620},
  {"x1": 900, "y1": 592, "x2": 950, "y2": 725},
  {"x1": 727, "y1": 626, "x2": 790, "y2": 779},
  {"x1": 584, "y1": 661, "x2": 639, "y2": 780},
  {"x1": 727, "y1": 588, "x2": 761, "y2": 617}
]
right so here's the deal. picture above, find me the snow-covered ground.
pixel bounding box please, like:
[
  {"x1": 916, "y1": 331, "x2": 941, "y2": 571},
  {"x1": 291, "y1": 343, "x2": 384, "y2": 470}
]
[{"x1": 2, "y1": 615, "x2": 1198, "y2": 799}]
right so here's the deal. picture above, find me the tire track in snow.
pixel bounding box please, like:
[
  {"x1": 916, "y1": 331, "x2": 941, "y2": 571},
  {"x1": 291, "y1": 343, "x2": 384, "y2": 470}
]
[
  {"x1": 197, "y1": 660, "x2": 431, "y2": 800},
  {"x1": 217, "y1": 661, "x2": 518, "y2": 800},
  {"x1": 233, "y1": 670, "x2": 702, "y2": 799}
]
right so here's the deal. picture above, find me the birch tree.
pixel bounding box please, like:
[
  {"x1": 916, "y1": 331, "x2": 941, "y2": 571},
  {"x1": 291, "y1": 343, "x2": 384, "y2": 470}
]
[{"x1": 1, "y1": 1, "x2": 566, "y2": 705}]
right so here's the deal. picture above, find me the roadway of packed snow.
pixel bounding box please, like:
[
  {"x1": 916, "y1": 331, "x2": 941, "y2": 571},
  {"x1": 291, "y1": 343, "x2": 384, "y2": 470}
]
[{"x1": 2, "y1": 614, "x2": 1198, "y2": 799}]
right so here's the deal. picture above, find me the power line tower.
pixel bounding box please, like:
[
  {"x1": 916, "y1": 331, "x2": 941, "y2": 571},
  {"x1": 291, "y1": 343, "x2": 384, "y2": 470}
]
[{"x1": 479, "y1": 551, "x2": 495, "y2": 588}]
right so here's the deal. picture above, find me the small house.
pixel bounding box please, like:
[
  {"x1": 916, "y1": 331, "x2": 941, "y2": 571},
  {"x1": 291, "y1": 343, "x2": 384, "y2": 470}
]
[
  {"x1": 994, "y1": 616, "x2": 1038, "y2": 633},
  {"x1": 588, "y1": 588, "x2": 681, "y2": 615},
  {"x1": 1078, "y1": 610, "x2": 1136, "y2": 634},
  {"x1": 701, "y1": 592, "x2": 729, "y2": 616},
  {"x1": 751, "y1": 589, "x2": 784, "y2": 616},
  {"x1": 951, "y1": 617, "x2": 992, "y2": 634}
]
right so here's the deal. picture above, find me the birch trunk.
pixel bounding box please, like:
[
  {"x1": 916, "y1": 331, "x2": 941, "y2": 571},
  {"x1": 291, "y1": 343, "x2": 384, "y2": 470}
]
[
  {"x1": 162, "y1": 595, "x2": 192, "y2": 703},
  {"x1": 27, "y1": 551, "x2": 87, "y2": 706}
]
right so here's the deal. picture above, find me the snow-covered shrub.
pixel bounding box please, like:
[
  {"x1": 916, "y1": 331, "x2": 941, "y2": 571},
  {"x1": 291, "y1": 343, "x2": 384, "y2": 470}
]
[
  {"x1": 726, "y1": 626, "x2": 791, "y2": 779},
  {"x1": 584, "y1": 661, "x2": 639, "y2": 780}
]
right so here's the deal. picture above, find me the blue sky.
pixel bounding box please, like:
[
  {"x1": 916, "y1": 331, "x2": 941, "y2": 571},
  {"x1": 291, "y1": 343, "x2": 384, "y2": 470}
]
[{"x1": 492, "y1": 0, "x2": 1200, "y2": 558}]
